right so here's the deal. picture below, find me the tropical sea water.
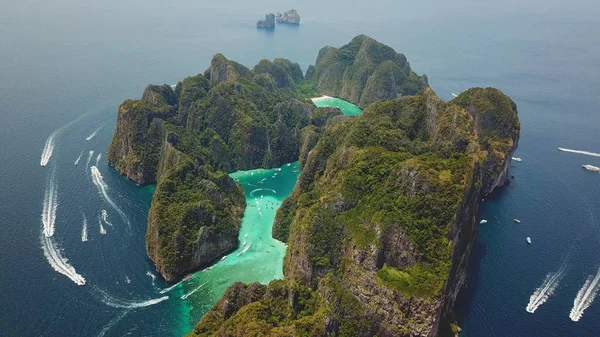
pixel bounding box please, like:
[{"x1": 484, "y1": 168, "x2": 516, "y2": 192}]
[
  {"x1": 1, "y1": 0, "x2": 600, "y2": 336},
  {"x1": 312, "y1": 96, "x2": 363, "y2": 115}
]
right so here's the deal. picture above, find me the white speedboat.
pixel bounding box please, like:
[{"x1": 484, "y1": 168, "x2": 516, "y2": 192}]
[
  {"x1": 514, "y1": 219, "x2": 521, "y2": 223},
  {"x1": 526, "y1": 237, "x2": 532, "y2": 244},
  {"x1": 583, "y1": 164, "x2": 600, "y2": 172},
  {"x1": 480, "y1": 219, "x2": 488, "y2": 224},
  {"x1": 512, "y1": 157, "x2": 522, "y2": 162}
]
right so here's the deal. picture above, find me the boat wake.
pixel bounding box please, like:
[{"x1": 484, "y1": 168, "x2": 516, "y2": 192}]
[
  {"x1": 159, "y1": 281, "x2": 181, "y2": 294},
  {"x1": 569, "y1": 266, "x2": 600, "y2": 322},
  {"x1": 249, "y1": 188, "x2": 277, "y2": 197},
  {"x1": 41, "y1": 235, "x2": 86, "y2": 285},
  {"x1": 181, "y1": 283, "x2": 206, "y2": 300},
  {"x1": 97, "y1": 309, "x2": 131, "y2": 337},
  {"x1": 81, "y1": 214, "x2": 88, "y2": 242},
  {"x1": 74, "y1": 152, "x2": 83, "y2": 165},
  {"x1": 559, "y1": 148, "x2": 600, "y2": 158},
  {"x1": 42, "y1": 170, "x2": 58, "y2": 238},
  {"x1": 101, "y1": 209, "x2": 113, "y2": 227},
  {"x1": 40, "y1": 129, "x2": 59, "y2": 166},
  {"x1": 86, "y1": 150, "x2": 94, "y2": 166},
  {"x1": 237, "y1": 242, "x2": 252, "y2": 256},
  {"x1": 86, "y1": 125, "x2": 104, "y2": 141},
  {"x1": 99, "y1": 220, "x2": 106, "y2": 235},
  {"x1": 90, "y1": 166, "x2": 130, "y2": 228},
  {"x1": 94, "y1": 287, "x2": 169, "y2": 308},
  {"x1": 526, "y1": 259, "x2": 568, "y2": 313},
  {"x1": 146, "y1": 271, "x2": 157, "y2": 287}
]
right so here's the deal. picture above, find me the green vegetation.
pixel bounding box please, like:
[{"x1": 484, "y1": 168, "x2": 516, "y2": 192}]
[
  {"x1": 306, "y1": 34, "x2": 428, "y2": 108},
  {"x1": 106, "y1": 35, "x2": 520, "y2": 335},
  {"x1": 377, "y1": 263, "x2": 446, "y2": 298}
]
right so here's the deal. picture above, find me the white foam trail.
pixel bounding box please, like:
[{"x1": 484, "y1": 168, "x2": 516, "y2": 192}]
[
  {"x1": 237, "y1": 242, "x2": 252, "y2": 256},
  {"x1": 101, "y1": 209, "x2": 113, "y2": 227},
  {"x1": 96, "y1": 153, "x2": 102, "y2": 166},
  {"x1": 159, "y1": 281, "x2": 182, "y2": 294},
  {"x1": 570, "y1": 267, "x2": 600, "y2": 321},
  {"x1": 99, "y1": 220, "x2": 106, "y2": 235},
  {"x1": 249, "y1": 188, "x2": 277, "y2": 197},
  {"x1": 146, "y1": 271, "x2": 157, "y2": 287},
  {"x1": 41, "y1": 235, "x2": 86, "y2": 285},
  {"x1": 526, "y1": 261, "x2": 568, "y2": 313},
  {"x1": 181, "y1": 283, "x2": 206, "y2": 300},
  {"x1": 90, "y1": 166, "x2": 130, "y2": 228},
  {"x1": 559, "y1": 148, "x2": 600, "y2": 158},
  {"x1": 86, "y1": 126, "x2": 103, "y2": 141},
  {"x1": 86, "y1": 150, "x2": 94, "y2": 166},
  {"x1": 74, "y1": 152, "x2": 83, "y2": 165},
  {"x1": 81, "y1": 214, "x2": 88, "y2": 242},
  {"x1": 40, "y1": 129, "x2": 59, "y2": 166},
  {"x1": 42, "y1": 171, "x2": 59, "y2": 237},
  {"x1": 94, "y1": 287, "x2": 169, "y2": 308},
  {"x1": 97, "y1": 309, "x2": 131, "y2": 337}
]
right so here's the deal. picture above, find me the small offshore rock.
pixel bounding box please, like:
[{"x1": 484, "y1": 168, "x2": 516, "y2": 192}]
[
  {"x1": 257, "y1": 13, "x2": 275, "y2": 28},
  {"x1": 276, "y1": 9, "x2": 300, "y2": 24}
]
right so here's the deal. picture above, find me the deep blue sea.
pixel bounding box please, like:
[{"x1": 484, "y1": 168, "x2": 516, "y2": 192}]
[{"x1": 1, "y1": 0, "x2": 599, "y2": 336}]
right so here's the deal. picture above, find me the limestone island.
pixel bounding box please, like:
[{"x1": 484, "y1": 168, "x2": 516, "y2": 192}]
[
  {"x1": 276, "y1": 9, "x2": 300, "y2": 24},
  {"x1": 256, "y1": 13, "x2": 275, "y2": 28},
  {"x1": 107, "y1": 34, "x2": 520, "y2": 336}
]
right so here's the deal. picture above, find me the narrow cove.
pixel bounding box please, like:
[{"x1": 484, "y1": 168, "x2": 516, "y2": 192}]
[{"x1": 175, "y1": 99, "x2": 362, "y2": 333}]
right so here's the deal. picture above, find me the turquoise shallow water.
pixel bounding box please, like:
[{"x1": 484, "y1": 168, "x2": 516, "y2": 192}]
[
  {"x1": 172, "y1": 162, "x2": 300, "y2": 331},
  {"x1": 2, "y1": 1, "x2": 600, "y2": 336},
  {"x1": 311, "y1": 96, "x2": 363, "y2": 115},
  {"x1": 176, "y1": 98, "x2": 362, "y2": 332}
]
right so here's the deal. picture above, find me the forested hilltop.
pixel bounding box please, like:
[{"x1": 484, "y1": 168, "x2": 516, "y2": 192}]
[{"x1": 106, "y1": 35, "x2": 519, "y2": 336}]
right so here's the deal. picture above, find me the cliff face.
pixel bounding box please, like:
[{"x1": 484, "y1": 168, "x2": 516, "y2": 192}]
[
  {"x1": 257, "y1": 13, "x2": 275, "y2": 28},
  {"x1": 107, "y1": 98, "x2": 171, "y2": 184},
  {"x1": 108, "y1": 54, "x2": 322, "y2": 282},
  {"x1": 190, "y1": 87, "x2": 519, "y2": 336},
  {"x1": 276, "y1": 9, "x2": 300, "y2": 24},
  {"x1": 305, "y1": 35, "x2": 429, "y2": 108}
]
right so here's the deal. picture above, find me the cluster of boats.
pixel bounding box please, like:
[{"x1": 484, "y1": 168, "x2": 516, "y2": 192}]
[{"x1": 478, "y1": 217, "x2": 531, "y2": 244}]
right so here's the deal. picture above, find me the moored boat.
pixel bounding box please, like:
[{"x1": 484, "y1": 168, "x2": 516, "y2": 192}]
[{"x1": 526, "y1": 237, "x2": 532, "y2": 244}]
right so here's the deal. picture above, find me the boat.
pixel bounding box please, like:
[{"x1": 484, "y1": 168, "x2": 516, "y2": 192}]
[
  {"x1": 526, "y1": 237, "x2": 532, "y2": 244},
  {"x1": 479, "y1": 219, "x2": 488, "y2": 224},
  {"x1": 287, "y1": 163, "x2": 291, "y2": 166},
  {"x1": 183, "y1": 275, "x2": 191, "y2": 281},
  {"x1": 583, "y1": 164, "x2": 600, "y2": 172},
  {"x1": 514, "y1": 219, "x2": 521, "y2": 223},
  {"x1": 512, "y1": 157, "x2": 522, "y2": 162},
  {"x1": 220, "y1": 255, "x2": 227, "y2": 261}
]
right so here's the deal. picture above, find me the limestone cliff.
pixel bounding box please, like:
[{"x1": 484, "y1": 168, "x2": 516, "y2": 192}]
[
  {"x1": 305, "y1": 35, "x2": 429, "y2": 109},
  {"x1": 257, "y1": 13, "x2": 275, "y2": 28},
  {"x1": 276, "y1": 9, "x2": 300, "y2": 24},
  {"x1": 108, "y1": 54, "x2": 320, "y2": 282},
  {"x1": 189, "y1": 87, "x2": 519, "y2": 336}
]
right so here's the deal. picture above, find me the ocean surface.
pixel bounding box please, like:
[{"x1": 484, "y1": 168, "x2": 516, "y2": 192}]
[{"x1": 1, "y1": 0, "x2": 600, "y2": 336}]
